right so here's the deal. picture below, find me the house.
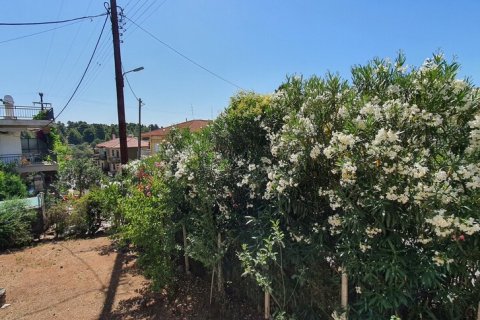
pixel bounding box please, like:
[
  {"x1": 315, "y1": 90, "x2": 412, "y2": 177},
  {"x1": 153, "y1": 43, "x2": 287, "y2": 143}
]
[
  {"x1": 93, "y1": 135, "x2": 149, "y2": 175},
  {"x1": 141, "y1": 119, "x2": 211, "y2": 153},
  {"x1": 0, "y1": 95, "x2": 58, "y2": 191}
]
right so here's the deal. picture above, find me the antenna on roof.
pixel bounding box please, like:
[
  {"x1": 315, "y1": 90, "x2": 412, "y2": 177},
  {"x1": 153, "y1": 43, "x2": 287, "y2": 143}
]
[{"x1": 39, "y1": 92, "x2": 44, "y2": 111}]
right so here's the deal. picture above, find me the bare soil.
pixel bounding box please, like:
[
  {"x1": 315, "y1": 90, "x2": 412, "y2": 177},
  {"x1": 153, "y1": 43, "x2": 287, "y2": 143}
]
[{"x1": 0, "y1": 236, "x2": 261, "y2": 320}]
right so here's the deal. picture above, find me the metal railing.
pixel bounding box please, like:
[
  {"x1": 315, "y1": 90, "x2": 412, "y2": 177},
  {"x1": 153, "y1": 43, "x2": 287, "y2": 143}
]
[
  {"x1": 0, "y1": 154, "x2": 21, "y2": 165},
  {"x1": 0, "y1": 152, "x2": 56, "y2": 166},
  {"x1": 0, "y1": 105, "x2": 54, "y2": 120},
  {"x1": 93, "y1": 153, "x2": 107, "y2": 160}
]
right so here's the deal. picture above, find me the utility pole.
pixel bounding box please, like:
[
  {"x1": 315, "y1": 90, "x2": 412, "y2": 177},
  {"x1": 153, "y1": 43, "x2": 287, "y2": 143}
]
[
  {"x1": 110, "y1": 0, "x2": 128, "y2": 165},
  {"x1": 137, "y1": 98, "x2": 143, "y2": 159}
]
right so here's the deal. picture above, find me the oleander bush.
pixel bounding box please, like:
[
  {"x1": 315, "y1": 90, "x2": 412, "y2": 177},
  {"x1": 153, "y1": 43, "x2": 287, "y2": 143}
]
[{"x1": 115, "y1": 53, "x2": 480, "y2": 319}]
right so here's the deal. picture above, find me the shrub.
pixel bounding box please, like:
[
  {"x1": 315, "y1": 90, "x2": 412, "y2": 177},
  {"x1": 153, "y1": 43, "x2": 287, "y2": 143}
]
[
  {"x1": 0, "y1": 170, "x2": 28, "y2": 201},
  {"x1": 119, "y1": 163, "x2": 176, "y2": 290},
  {"x1": 113, "y1": 53, "x2": 480, "y2": 319},
  {"x1": 69, "y1": 192, "x2": 103, "y2": 235},
  {"x1": 0, "y1": 200, "x2": 36, "y2": 250},
  {"x1": 45, "y1": 200, "x2": 70, "y2": 237}
]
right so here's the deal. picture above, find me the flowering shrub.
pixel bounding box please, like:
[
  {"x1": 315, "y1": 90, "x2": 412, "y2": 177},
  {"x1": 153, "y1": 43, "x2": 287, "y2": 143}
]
[
  {"x1": 266, "y1": 54, "x2": 480, "y2": 318},
  {"x1": 115, "y1": 54, "x2": 479, "y2": 319}
]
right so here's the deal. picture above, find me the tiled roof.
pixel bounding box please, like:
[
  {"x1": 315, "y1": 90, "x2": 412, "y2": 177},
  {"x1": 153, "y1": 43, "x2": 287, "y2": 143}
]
[
  {"x1": 142, "y1": 119, "x2": 211, "y2": 138},
  {"x1": 96, "y1": 137, "x2": 149, "y2": 149}
]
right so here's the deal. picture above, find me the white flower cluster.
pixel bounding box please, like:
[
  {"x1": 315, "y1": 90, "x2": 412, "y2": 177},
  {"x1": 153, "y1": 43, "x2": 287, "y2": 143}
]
[
  {"x1": 467, "y1": 114, "x2": 480, "y2": 154},
  {"x1": 323, "y1": 132, "x2": 357, "y2": 159},
  {"x1": 432, "y1": 251, "x2": 453, "y2": 267},
  {"x1": 365, "y1": 226, "x2": 382, "y2": 238},
  {"x1": 327, "y1": 213, "x2": 343, "y2": 235},
  {"x1": 340, "y1": 160, "x2": 357, "y2": 185},
  {"x1": 425, "y1": 210, "x2": 480, "y2": 238}
]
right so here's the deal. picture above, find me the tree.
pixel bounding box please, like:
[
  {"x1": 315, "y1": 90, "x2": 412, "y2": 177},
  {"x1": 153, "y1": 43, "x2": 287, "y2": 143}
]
[
  {"x1": 94, "y1": 124, "x2": 106, "y2": 141},
  {"x1": 67, "y1": 128, "x2": 82, "y2": 145},
  {"x1": 57, "y1": 158, "x2": 103, "y2": 196},
  {"x1": 148, "y1": 124, "x2": 159, "y2": 131},
  {"x1": 76, "y1": 121, "x2": 90, "y2": 135},
  {"x1": 83, "y1": 127, "x2": 95, "y2": 144}
]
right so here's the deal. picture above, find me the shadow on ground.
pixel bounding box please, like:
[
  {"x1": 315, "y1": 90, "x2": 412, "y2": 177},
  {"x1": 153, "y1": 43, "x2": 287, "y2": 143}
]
[{"x1": 96, "y1": 243, "x2": 262, "y2": 320}]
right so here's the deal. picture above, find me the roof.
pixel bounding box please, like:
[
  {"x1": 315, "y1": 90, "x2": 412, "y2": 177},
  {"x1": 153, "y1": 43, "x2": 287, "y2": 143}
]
[
  {"x1": 142, "y1": 119, "x2": 211, "y2": 138},
  {"x1": 96, "y1": 137, "x2": 149, "y2": 149}
]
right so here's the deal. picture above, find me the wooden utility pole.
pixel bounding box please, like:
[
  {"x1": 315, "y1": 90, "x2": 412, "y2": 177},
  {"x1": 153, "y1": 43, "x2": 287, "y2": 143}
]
[
  {"x1": 137, "y1": 98, "x2": 142, "y2": 159},
  {"x1": 110, "y1": 0, "x2": 128, "y2": 165}
]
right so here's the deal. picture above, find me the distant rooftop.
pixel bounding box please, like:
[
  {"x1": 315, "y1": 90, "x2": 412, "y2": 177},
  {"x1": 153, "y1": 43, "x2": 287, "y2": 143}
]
[
  {"x1": 96, "y1": 137, "x2": 149, "y2": 149},
  {"x1": 142, "y1": 119, "x2": 211, "y2": 138}
]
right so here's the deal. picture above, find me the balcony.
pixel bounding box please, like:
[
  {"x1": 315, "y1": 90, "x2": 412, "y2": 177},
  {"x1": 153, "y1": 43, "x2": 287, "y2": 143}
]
[
  {"x1": 94, "y1": 153, "x2": 107, "y2": 160},
  {"x1": 0, "y1": 105, "x2": 54, "y2": 130},
  {"x1": 110, "y1": 156, "x2": 121, "y2": 163},
  {"x1": 0, "y1": 153, "x2": 58, "y2": 173}
]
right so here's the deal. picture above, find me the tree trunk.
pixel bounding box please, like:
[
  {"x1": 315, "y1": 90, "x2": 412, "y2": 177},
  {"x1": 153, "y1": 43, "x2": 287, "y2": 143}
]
[
  {"x1": 182, "y1": 223, "x2": 190, "y2": 274},
  {"x1": 217, "y1": 233, "x2": 224, "y2": 298},
  {"x1": 341, "y1": 270, "x2": 348, "y2": 312},
  {"x1": 264, "y1": 291, "x2": 270, "y2": 319}
]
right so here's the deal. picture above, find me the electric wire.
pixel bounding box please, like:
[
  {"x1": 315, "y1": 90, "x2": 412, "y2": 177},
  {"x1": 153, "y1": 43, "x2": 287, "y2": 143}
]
[
  {"x1": 48, "y1": 11, "x2": 110, "y2": 124},
  {"x1": 0, "y1": 20, "x2": 82, "y2": 45},
  {"x1": 38, "y1": 2, "x2": 65, "y2": 92},
  {"x1": 125, "y1": 16, "x2": 244, "y2": 90},
  {"x1": 56, "y1": 18, "x2": 111, "y2": 98},
  {"x1": 47, "y1": 0, "x2": 95, "y2": 94},
  {"x1": 135, "y1": 0, "x2": 169, "y2": 29},
  {"x1": 128, "y1": 0, "x2": 153, "y2": 22},
  {"x1": 0, "y1": 12, "x2": 108, "y2": 26},
  {"x1": 124, "y1": 73, "x2": 139, "y2": 101},
  {"x1": 123, "y1": 0, "x2": 168, "y2": 41},
  {"x1": 75, "y1": 35, "x2": 113, "y2": 99}
]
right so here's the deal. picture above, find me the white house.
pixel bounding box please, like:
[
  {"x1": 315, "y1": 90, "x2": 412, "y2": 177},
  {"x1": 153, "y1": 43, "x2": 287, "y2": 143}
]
[{"x1": 0, "y1": 95, "x2": 58, "y2": 190}]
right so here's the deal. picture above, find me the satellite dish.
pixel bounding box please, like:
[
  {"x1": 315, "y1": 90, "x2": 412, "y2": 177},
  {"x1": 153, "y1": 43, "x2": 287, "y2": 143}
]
[
  {"x1": 3, "y1": 95, "x2": 14, "y2": 106},
  {"x1": 3, "y1": 95, "x2": 15, "y2": 118}
]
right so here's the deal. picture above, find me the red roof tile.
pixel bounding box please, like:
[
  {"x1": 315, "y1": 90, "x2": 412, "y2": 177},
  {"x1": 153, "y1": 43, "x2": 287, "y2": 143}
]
[
  {"x1": 96, "y1": 137, "x2": 149, "y2": 149},
  {"x1": 142, "y1": 119, "x2": 211, "y2": 138}
]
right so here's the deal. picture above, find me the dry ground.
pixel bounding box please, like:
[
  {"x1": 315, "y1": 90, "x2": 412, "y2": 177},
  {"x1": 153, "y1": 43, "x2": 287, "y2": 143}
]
[{"x1": 0, "y1": 236, "x2": 261, "y2": 320}]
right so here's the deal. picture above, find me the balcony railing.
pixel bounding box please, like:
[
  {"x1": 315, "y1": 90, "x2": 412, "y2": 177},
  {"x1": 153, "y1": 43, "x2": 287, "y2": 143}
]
[
  {"x1": 0, "y1": 153, "x2": 57, "y2": 166},
  {"x1": 0, "y1": 105, "x2": 54, "y2": 120}
]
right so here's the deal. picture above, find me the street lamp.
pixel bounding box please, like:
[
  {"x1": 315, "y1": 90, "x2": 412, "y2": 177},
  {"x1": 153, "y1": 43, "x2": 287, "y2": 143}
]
[{"x1": 122, "y1": 66, "x2": 144, "y2": 77}]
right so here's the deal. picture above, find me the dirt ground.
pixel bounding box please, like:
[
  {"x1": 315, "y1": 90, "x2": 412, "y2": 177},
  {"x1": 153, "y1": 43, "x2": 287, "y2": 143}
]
[{"x1": 0, "y1": 236, "x2": 261, "y2": 320}]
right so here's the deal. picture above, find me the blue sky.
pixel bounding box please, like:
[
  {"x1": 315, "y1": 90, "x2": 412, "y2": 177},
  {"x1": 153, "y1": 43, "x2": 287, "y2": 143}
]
[{"x1": 1, "y1": 0, "x2": 479, "y2": 127}]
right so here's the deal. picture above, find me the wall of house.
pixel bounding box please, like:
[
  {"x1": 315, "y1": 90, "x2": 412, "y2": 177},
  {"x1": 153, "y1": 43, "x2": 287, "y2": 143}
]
[
  {"x1": 0, "y1": 132, "x2": 22, "y2": 155},
  {"x1": 127, "y1": 148, "x2": 139, "y2": 160},
  {"x1": 150, "y1": 136, "x2": 166, "y2": 153}
]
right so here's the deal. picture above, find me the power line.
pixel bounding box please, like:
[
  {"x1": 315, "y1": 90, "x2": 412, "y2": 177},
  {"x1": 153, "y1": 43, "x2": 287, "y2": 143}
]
[
  {"x1": 124, "y1": 72, "x2": 139, "y2": 101},
  {"x1": 0, "y1": 20, "x2": 82, "y2": 45},
  {"x1": 38, "y1": 1, "x2": 65, "y2": 93},
  {"x1": 135, "y1": 0, "x2": 169, "y2": 28},
  {"x1": 50, "y1": 12, "x2": 110, "y2": 124},
  {"x1": 125, "y1": 16, "x2": 244, "y2": 91},
  {"x1": 47, "y1": 0, "x2": 96, "y2": 94},
  {"x1": 122, "y1": 0, "x2": 168, "y2": 43},
  {"x1": 0, "y1": 12, "x2": 108, "y2": 26}
]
